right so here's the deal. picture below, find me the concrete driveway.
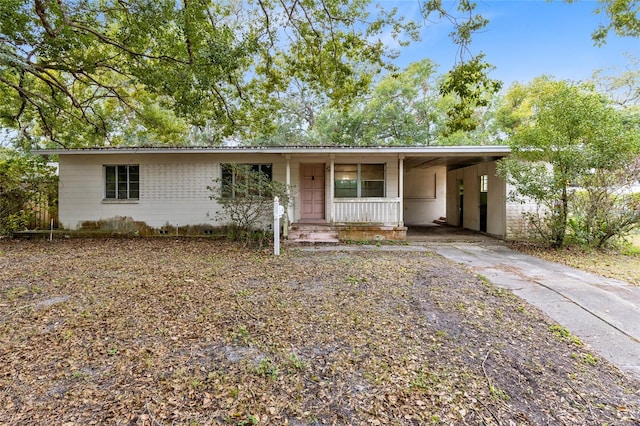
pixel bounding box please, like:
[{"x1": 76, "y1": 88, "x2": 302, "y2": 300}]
[{"x1": 426, "y1": 240, "x2": 640, "y2": 381}]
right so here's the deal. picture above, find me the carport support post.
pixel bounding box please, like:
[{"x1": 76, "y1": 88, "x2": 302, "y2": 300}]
[
  {"x1": 398, "y1": 155, "x2": 404, "y2": 227},
  {"x1": 330, "y1": 155, "x2": 335, "y2": 223}
]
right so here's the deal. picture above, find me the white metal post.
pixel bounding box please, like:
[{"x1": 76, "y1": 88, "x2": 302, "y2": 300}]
[
  {"x1": 274, "y1": 196, "x2": 280, "y2": 255},
  {"x1": 273, "y1": 196, "x2": 284, "y2": 255}
]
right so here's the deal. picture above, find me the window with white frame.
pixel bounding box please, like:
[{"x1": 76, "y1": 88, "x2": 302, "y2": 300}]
[
  {"x1": 105, "y1": 165, "x2": 139, "y2": 200},
  {"x1": 480, "y1": 174, "x2": 488, "y2": 193},
  {"x1": 334, "y1": 164, "x2": 385, "y2": 198},
  {"x1": 221, "y1": 163, "x2": 273, "y2": 198}
]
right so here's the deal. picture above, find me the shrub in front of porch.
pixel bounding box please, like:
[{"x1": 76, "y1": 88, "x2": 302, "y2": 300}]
[{"x1": 209, "y1": 163, "x2": 290, "y2": 246}]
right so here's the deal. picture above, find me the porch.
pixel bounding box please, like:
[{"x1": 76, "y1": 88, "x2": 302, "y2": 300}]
[
  {"x1": 287, "y1": 197, "x2": 405, "y2": 243},
  {"x1": 332, "y1": 197, "x2": 402, "y2": 226},
  {"x1": 283, "y1": 147, "x2": 509, "y2": 241}
]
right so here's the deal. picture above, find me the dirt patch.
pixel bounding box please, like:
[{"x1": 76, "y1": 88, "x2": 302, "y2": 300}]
[{"x1": 1, "y1": 239, "x2": 638, "y2": 425}]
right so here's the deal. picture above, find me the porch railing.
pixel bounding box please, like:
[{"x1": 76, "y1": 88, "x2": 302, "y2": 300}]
[{"x1": 333, "y1": 198, "x2": 402, "y2": 226}]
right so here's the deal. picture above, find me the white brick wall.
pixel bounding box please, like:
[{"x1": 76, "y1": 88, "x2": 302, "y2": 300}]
[
  {"x1": 58, "y1": 153, "x2": 282, "y2": 229},
  {"x1": 143, "y1": 162, "x2": 215, "y2": 201},
  {"x1": 504, "y1": 184, "x2": 540, "y2": 240}
]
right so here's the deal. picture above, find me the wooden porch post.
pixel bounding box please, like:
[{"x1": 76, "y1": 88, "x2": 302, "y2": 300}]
[
  {"x1": 398, "y1": 155, "x2": 404, "y2": 227},
  {"x1": 329, "y1": 154, "x2": 335, "y2": 224}
]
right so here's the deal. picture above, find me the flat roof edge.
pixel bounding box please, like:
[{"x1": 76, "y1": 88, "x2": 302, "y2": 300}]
[{"x1": 34, "y1": 145, "x2": 511, "y2": 156}]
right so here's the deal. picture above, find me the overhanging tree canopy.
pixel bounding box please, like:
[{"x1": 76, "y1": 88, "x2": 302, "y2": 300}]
[
  {"x1": 0, "y1": 0, "x2": 417, "y2": 147},
  {"x1": 1, "y1": 0, "x2": 637, "y2": 148}
]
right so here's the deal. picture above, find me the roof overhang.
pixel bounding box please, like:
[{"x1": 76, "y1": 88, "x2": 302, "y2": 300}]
[{"x1": 34, "y1": 145, "x2": 510, "y2": 170}]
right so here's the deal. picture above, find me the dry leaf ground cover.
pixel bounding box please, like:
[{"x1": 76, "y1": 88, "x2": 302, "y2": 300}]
[
  {"x1": 1, "y1": 238, "x2": 639, "y2": 425},
  {"x1": 510, "y1": 233, "x2": 640, "y2": 286}
]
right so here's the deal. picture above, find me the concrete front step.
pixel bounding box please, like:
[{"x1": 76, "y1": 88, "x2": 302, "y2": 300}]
[
  {"x1": 290, "y1": 232, "x2": 338, "y2": 240},
  {"x1": 285, "y1": 239, "x2": 340, "y2": 245},
  {"x1": 289, "y1": 224, "x2": 334, "y2": 231},
  {"x1": 287, "y1": 233, "x2": 339, "y2": 243},
  {"x1": 287, "y1": 224, "x2": 339, "y2": 244}
]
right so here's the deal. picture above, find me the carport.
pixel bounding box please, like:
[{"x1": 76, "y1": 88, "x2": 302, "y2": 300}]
[{"x1": 400, "y1": 146, "x2": 509, "y2": 239}]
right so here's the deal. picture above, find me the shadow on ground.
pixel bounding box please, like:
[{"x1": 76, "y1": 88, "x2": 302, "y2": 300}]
[{"x1": 406, "y1": 224, "x2": 497, "y2": 243}]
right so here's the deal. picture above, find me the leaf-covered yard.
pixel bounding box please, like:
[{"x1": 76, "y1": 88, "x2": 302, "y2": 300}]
[{"x1": 1, "y1": 239, "x2": 639, "y2": 425}]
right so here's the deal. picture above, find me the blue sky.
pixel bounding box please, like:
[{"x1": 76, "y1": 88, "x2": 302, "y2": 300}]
[{"x1": 384, "y1": 0, "x2": 639, "y2": 88}]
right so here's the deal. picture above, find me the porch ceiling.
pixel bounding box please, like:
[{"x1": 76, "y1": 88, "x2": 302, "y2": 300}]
[{"x1": 403, "y1": 154, "x2": 506, "y2": 171}]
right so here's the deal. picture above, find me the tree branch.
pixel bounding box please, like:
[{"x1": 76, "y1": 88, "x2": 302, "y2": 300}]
[{"x1": 34, "y1": 0, "x2": 57, "y2": 38}]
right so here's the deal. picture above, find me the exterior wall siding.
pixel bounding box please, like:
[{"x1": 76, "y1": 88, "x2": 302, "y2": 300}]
[
  {"x1": 58, "y1": 153, "x2": 286, "y2": 229},
  {"x1": 463, "y1": 166, "x2": 480, "y2": 231},
  {"x1": 403, "y1": 166, "x2": 447, "y2": 225},
  {"x1": 486, "y1": 162, "x2": 506, "y2": 237}
]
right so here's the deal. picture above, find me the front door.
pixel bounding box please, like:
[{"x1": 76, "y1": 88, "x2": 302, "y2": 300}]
[{"x1": 301, "y1": 163, "x2": 325, "y2": 221}]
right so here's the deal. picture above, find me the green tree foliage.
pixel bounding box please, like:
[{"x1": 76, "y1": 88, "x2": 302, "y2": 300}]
[
  {"x1": 420, "y1": 2, "x2": 502, "y2": 135},
  {"x1": 261, "y1": 58, "x2": 504, "y2": 146},
  {"x1": 0, "y1": 0, "x2": 417, "y2": 148},
  {"x1": 439, "y1": 55, "x2": 502, "y2": 135},
  {"x1": 574, "y1": 0, "x2": 640, "y2": 44},
  {"x1": 497, "y1": 78, "x2": 640, "y2": 248},
  {"x1": 569, "y1": 167, "x2": 639, "y2": 248},
  {"x1": 260, "y1": 1, "x2": 505, "y2": 146},
  {"x1": 2, "y1": 0, "x2": 638, "y2": 149},
  {"x1": 0, "y1": 149, "x2": 57, "y2": 235}
]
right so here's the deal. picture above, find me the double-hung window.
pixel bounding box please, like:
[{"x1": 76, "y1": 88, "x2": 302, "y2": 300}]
[
  {"x1": 221, "y1": 163, "x2": 273, "y2": 198},
  {"x1": 105, "y1": 165, "x2": 139, "y2": 200},
  {"x1": 335, "y1": 164, "x2": 385, "y2": 198}
]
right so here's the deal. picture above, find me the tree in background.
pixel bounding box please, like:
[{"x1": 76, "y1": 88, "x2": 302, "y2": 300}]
[
  {"x1": 578, "y1": 57, "x2": 640, "y2": 247},
  {"x1": 569, "y1": 161, "x2": 639, "y2": 248},
  {"x1": 593, "y1": 55, "x2": 640, "y2": 108},
  {"x1": 0, "y1": 150, "x2": 57, "y2": 235},
  {"x1": 497, "y1": 78, "x2": 640, "y2": 248},
  {"x1": 281, "y1": 58, "x2": 503, "y2": 146},
  {"x1": 437, "y1": 54, "x2": 502, "y2": 135},
  {"x1": 311, "y1": 59, "x2": 445, "y2": 145}
]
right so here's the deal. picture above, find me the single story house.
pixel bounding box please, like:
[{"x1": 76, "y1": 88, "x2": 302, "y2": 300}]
[{"x1": 36, "y1": 145, "x2": 528, "y2": 241}]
